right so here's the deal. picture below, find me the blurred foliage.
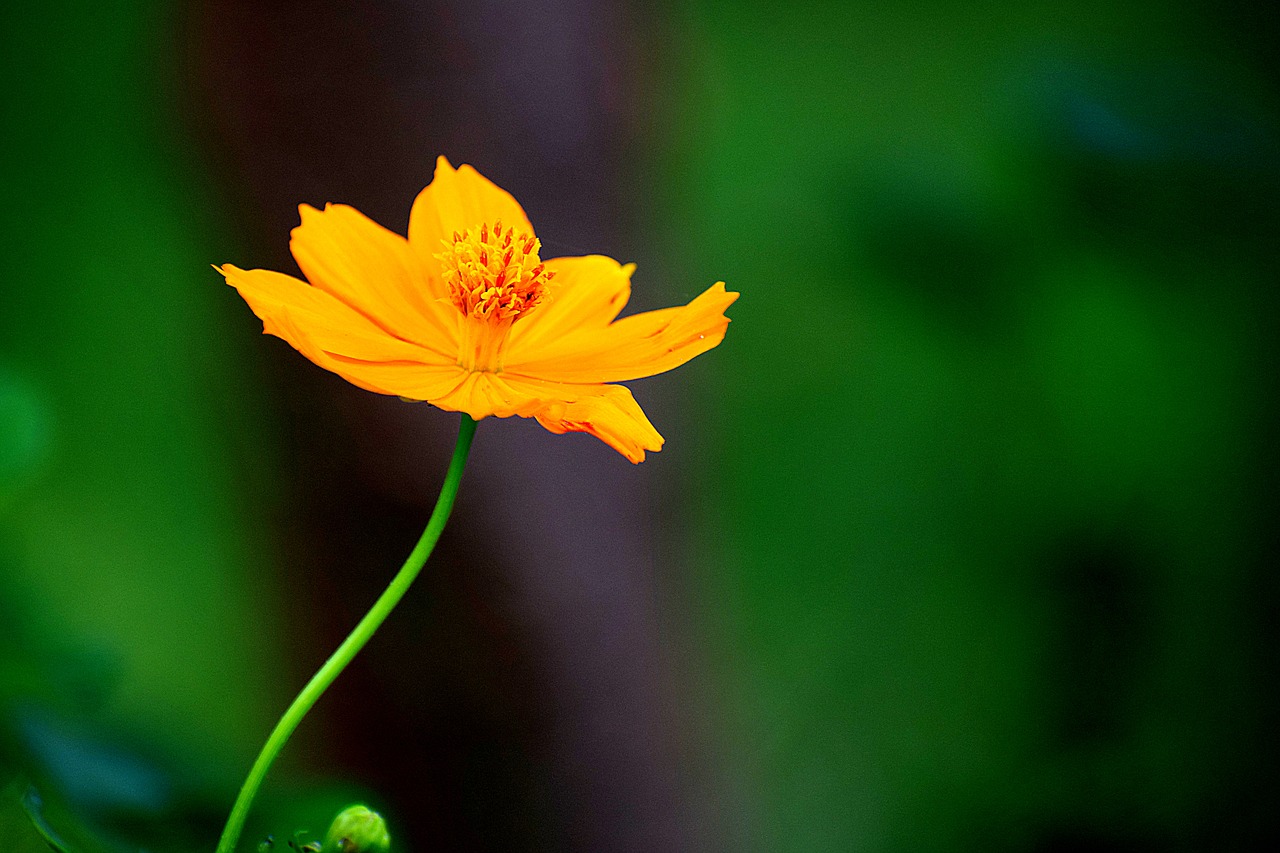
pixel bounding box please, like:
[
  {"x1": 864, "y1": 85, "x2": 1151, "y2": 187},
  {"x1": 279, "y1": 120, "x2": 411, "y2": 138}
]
[
  {"x1": 669, "y1": 0, "x2": 1277, "y2": 850},
  {"x1": 0, "y1": 0, "x2": 285, "y2": 763},
  {"x1": 0, "y1": 1, "x2": 300, "y2": 850}
]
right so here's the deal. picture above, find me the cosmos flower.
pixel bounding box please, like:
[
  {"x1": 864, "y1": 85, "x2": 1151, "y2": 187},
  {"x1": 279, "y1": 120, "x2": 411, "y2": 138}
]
[{"x1": 218, "y1": 157, "x2": 736, "y2": 462}]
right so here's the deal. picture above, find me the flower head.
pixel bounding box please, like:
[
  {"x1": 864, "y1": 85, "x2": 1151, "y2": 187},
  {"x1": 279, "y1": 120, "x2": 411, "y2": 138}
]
[{"x1": 219, "y1": 157, "x2": 737, "y2": 462}]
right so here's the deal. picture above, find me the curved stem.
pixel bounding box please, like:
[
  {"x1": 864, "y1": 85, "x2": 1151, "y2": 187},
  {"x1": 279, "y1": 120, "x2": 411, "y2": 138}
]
[{"x1": 215, "y1": 414, "x2": 478, "y2": 853}]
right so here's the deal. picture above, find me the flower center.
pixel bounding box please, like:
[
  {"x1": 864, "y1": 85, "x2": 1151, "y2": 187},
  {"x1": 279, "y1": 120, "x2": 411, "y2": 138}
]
[
  {"x1": 437, "y1": 221, "x2": 556, "y2": 372},
  {"x1": 438, "y1": 220, "x2": 555, "y2": 322}
]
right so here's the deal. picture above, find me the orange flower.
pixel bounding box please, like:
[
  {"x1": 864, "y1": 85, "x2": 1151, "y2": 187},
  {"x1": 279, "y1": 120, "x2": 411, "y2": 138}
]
[{"x1": 218, "y1": 157, "x2": 737, "y2": 462}]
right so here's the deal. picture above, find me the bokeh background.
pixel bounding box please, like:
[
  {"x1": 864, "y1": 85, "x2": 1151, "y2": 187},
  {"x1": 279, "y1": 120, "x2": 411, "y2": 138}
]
[{"x1": 2, "y1": 1, "x2": 1277, "y2": 851}]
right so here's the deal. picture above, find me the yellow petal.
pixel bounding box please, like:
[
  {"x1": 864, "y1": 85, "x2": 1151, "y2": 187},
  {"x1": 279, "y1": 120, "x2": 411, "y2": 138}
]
[
  {"x1": 218, "y1": 264, "x2": 465, "y2": 399},
  {"x1": 421, "y1": 370, "x2": 532, "y2": 421},
  {"x1": 522, "y1": 379, "x2": 664, "y2": 464},
  {"x1": 424, "y1": 371, "x2": 663, "y2": 462},
  {"x1": 505, "y1": 255, "x2": 634, "y2": 355},
  {"x1": 407, "y1": 156, "x2": 535, "y2": 282},
  {"x1": 507, "y1": 282, "x2": 738, "y2": 384},
  {"x1": 276, "y1": 315, "x2": 469, "y2": 400},
  {"x1": 290, "y1": 203, "x2": 457, "y2": 355}
]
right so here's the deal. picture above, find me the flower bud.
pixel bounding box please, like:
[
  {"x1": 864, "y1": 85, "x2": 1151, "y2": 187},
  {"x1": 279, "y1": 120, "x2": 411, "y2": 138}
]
[{"x1": 322, "y1": 805, "x2": 390, "y2": 853}]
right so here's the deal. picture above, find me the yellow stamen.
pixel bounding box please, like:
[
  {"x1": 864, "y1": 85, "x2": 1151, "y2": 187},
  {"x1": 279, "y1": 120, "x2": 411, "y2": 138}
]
[
  {"x1": 438, "y1": 222, "x2": 555, "y2": 323},
  {"x1": 437, "y1": 222, "x2": 556, "y2": 372}
]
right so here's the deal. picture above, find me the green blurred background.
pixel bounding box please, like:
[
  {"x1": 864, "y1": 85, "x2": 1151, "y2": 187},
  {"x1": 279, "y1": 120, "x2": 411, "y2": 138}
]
[{"x1": 2, "y1": 1, "x2": 1276, "y2": 851}]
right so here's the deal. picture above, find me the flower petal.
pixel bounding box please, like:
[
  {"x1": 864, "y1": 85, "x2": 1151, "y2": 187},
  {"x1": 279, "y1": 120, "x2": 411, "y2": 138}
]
[
  {"x1": 290, "y1": 203, "x2": 457, "y2": 354},
  {"x1": 507, "y1": 282, "x2": 738, "y2": 383},
  {"x1": 423, "y1": 371, "x2": 532, "y2": 421},
  {"x1": 407, "y1": 156, "x2": 535, "y2": 282},
  {"x1": 505, "y1": 255, "x2": 634, "y2": 356},
  {"x1": 221, "y1": 265, "x2": 423, "y2": 360},
  {"x1": 278, "y1": 320, "x2": 470, "y2": 400},
  {"x1": 526, "y1": 382, "x2": 664, "y2": 463},
  {"x1": 219, "y1": 264, "x2": 465, "y2": 399},
  {"x1": 424, "y1": 371, "x2": 663, "y2": 462}
]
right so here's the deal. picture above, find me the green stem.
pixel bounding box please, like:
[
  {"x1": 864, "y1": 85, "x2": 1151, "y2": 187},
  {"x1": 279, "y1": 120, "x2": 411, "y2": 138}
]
[{"x1": 215, "y1": 414, "x2": 478, "y2": 853}]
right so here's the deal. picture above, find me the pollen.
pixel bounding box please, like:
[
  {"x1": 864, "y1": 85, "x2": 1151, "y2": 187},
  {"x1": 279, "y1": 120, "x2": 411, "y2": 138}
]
[{"x1": 437, "y1": 221, "x2": 556, "y2": 321}]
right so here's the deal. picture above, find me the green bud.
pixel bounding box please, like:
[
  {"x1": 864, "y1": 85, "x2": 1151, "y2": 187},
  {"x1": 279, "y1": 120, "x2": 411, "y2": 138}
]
[{"x1": 322, "y1": 805, "x2": 390, "y2": 853}]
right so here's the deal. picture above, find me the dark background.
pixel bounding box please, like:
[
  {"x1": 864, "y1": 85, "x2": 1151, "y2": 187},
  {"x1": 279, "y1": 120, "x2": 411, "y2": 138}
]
[{"x1": 2, "y1": 1, "x2": 1276, "y2": 851}]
